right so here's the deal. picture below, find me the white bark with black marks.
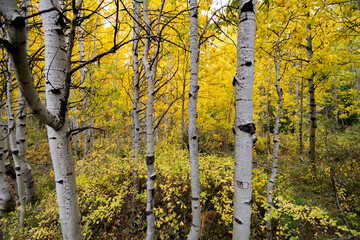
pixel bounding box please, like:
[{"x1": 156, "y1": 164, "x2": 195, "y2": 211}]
[
  {"x1": 40, "y1": 0, "x2": 82, "y2": 238},
  {"x1": 142, "y1": 0, "x2": 165, "y2": 239},
  {"x1": 0, "y1": 102, "x2": 13, "y2": 216},
  {"x1": 233, "y1": 1, "x2": 257, "y2": 239},
  {"x1": 131, "y1": 0, "x2": 141, "y2": 207},
  {"x1": 187, "y1": 0, "x2": 201, "y2": 239},
  {"x1": 6, "y1": 59, "x2": 26, "y2": 229},
  {"x1": 265, "y1": 15, "x2": 290, "y2": 237}
]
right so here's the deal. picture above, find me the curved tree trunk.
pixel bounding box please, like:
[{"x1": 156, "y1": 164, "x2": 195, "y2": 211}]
[
  {"x1": 233, "y1": 1, "x2": 257, "y2": 239},
  {"x1": 187, "y1": 0, "x2": 201, "y2": 239},
  {"x1": 18, "y1": 0, "x2": 35, "y2": 204}
]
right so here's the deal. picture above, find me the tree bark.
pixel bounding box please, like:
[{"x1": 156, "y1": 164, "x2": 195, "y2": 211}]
[
  {"x1": 0, "y1": 101, "x2": 13, "y2": 216},
  {"x1": 17, "y1": 0, "x2": 35, "y2": 203},
  {"x1": 142, "y1": 0, "x2": 165, "y2": 239},
  {"x1": 265, "y1": 16, "x2": 289, "y2": 238},
  {"x1": 187, "y1": 0, "x2": 201, "y2": 239},
  {"x1": 6, "y1": 58, "x2": 26, "y2": 229},
  {"x1": 131, "y1": 0, "x2": 141, "y2": 208},
  {"x1": 40, "y1": 0, "x2": 82, "y2": 238},
  {"x1": 307, "y1": 25, "x2": 317, "y2": 177},
  {"x1": 233, "y1": 1, "x2": 257, "y2": 239}
]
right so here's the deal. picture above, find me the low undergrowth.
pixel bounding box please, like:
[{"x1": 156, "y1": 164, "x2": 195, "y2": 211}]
[{"x1": 1, "y1": 129, "x2": 360, "y2": 239}]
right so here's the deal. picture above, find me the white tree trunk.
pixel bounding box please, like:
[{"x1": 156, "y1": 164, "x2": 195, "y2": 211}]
[
  {"x1": 0, "y1": 102, "x2": 13, "y2": 216},
  {"x1": 40, "y1": 0, "x2": 82, "y2": 238},
  {"x1": 187, "y1": 0, "x2": 201, "y2": 239},
  {"x1": 6, "y1": 59, "x2": 26, "y2": 229},
  {"x1": 233, "y1": 1, "x2": 257, "y2": 239},
  {"x1": 142, "y1": 0, "x2": 165, "y2": 238},
  {"x1": 266, "y1": 20, "x2": 287, "y2": 237},
  {"x1": 17, "y1": 0, "x2": 35, "y2": 203},
  {"x1": 16, "y1": 90, "x2": 35, "y2": 203},
  {"x1": 131, "y1": 0, "x2": 141, "y2": 207}
]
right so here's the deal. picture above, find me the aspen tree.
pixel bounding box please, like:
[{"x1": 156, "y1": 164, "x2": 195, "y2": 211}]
[
  {"x1": 6, "y1": 61, "x2": 26, "y2": 229},
  {"x1": 187, "y1": 0, "x2": 201, "y2": 239},
  {"x1": 232, "y1": 1, "x2": 257, "y2": 239},
  {"x1": 142, "y1": 0, "x2": 165, "y2": 238},
  {"x1": 0, "y1": 101, "x2": 13, "y2": 215},
  {"x1": 0, "y1": 0, "x2": 83, "y2": 238},
  {"x1": 17, "y1": 0, "x2": 35, "y2": 203},
  {"x1": 265, "y1": 15, "x2": 291, "y2": 239},
  {"x1": 131, "y1": 0, "x2": 141, "y2": 207}
]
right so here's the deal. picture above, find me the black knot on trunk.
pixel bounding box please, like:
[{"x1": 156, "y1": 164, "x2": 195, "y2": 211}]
[
  {"x1": 146, "y1": 155, "x2": 155, "y2": 165},
  {"x1": 241, "y1": 0, "x2": 254, "y2": 13},
  {"x1": 12, "y1": 150, "x2": 19, "y2": 155},
  {"x1": 12, "y1": 16, "x2": 26, "y2": 28},
  {"x1": 245, "y1": 61, "x2": 252, "y2": 66},
  {"x1": 232, "y1": 75, "x2": 239, "y2": 87},
  {"x1": 145, "y1": 210, "x2": 153, "y2": 216},
  {"x1": 235, "y1": 217, "x2": 243, "y2": 225},
  {"x1": 238, "y1": 123, "x2": 256, "y2": 134},
  {"x1": 50, "y1": 88, "x2": 61, "y2": 94}
]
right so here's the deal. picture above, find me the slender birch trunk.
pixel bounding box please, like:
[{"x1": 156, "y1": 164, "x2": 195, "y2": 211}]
[
  {"x1": 187, "y1": 0, "x2": 201, "y2": 239},
  {"x1": 266, "y1": 66, "x2": 271, "y2": 157},
  {"x1": 233, "y1": 1, "x2": 257, "y2": 239},
  {"x1": 307, "y1": 26, "x2": 316, "y2": 177},
  {"x1": 0, "y1": 101, "x2": 13, "y2": 216},
  {"x1": 353, "y1": 64, "x2": 360, "y2": 100},
  {"x1": 299, "y1": 61, "x2": 304, "y2": 157},
  {"x1": 142, "y1": 0, "x2": 165, "y2": 238},
  {"x1": 131, "y1": 0, "x2": 141, "y2": 207},
  {"x1": 266, "y1": 17, "x2": 289, "y2": 237},
  {"x1": 181, "y1": 55, "x2": 189, "y2": 150},
  {"x1": 83, "y1": 12, "x2": 100, "y2": 160},
  {"x1": 6, "y1": 59, "x2": 26, "y2": 229}
]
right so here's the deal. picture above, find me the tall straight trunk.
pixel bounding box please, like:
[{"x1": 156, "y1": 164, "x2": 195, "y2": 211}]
[
  {"x1": 333, "y1": 78, "x2": 339, "y2": 125},
  {"x1": 40, "y1": 0, "x2": 82, "y2": 238},
  {"x1": 266, "y1": 66, "x2": 271, "y2": 156},
  {"x1": 6, "y1": 59, "x2": 26, "y2": 229},
  {"x1": 0, "y1": 101, "x2": 13, "y2": 216},
  {"x1": 131, "y1": 0, "x2": 141, "y2": 207},
  {"x1": 142, "y1": 0, "x2": 165, "y2": 239},
  {"x1": 233, "y1": 1, "x2": 257, "y2": 239},
  {"x1": 181, "y1": 56, "x2": 189, "y2": 150},
  {"x1": 265, "y1": 17, "x2": 289, "y2": 238},
  {"x1": 353, "y1": 64, "x2": 360, "y2": 100},
  {"x1": 83, "y1": 12, "x2": 100, "y2": 160},
  {"x1": 16, "y1": 90, "x2": 35, "y2": 203},
  {"x1": 307, "y1": 26, "x2": 316, "y2": 177},
  {"x1": 299, "y1": 73, "x2": 304, "y2": 157},
  {"x1": 187, "y1": 0, "x2": 201, "y2": 239}
]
